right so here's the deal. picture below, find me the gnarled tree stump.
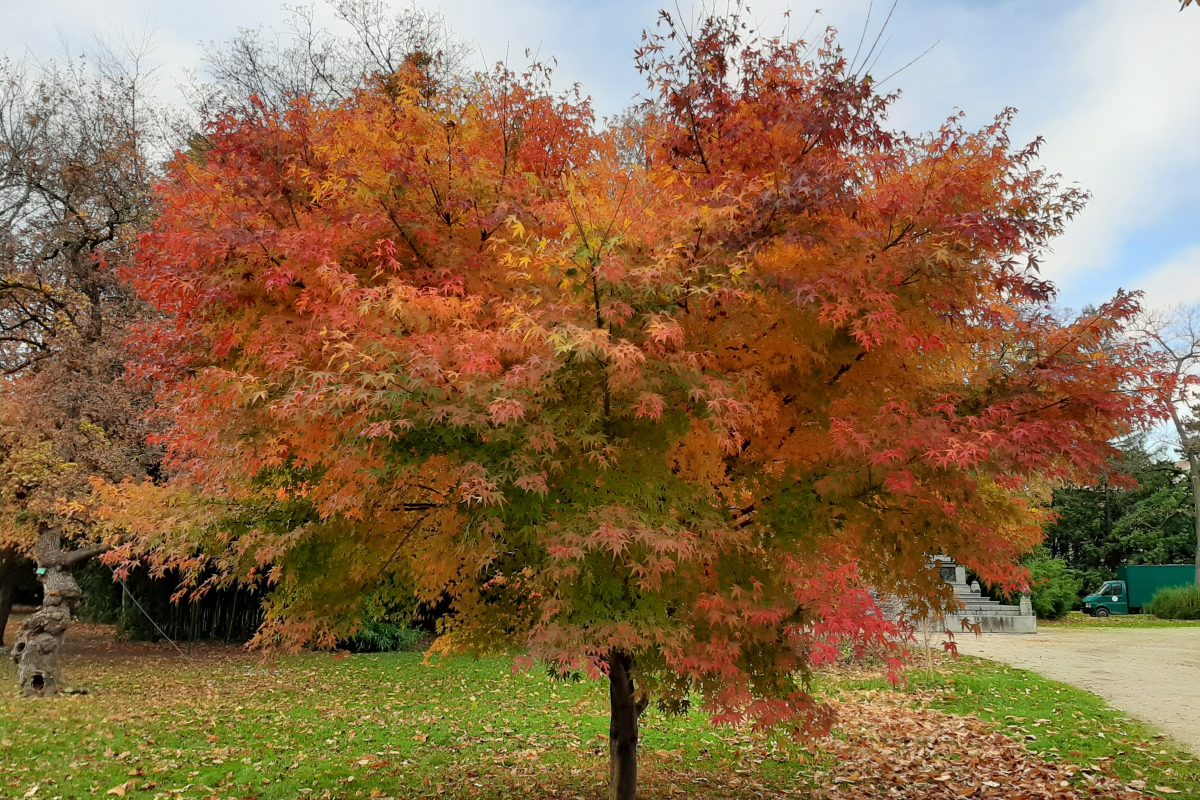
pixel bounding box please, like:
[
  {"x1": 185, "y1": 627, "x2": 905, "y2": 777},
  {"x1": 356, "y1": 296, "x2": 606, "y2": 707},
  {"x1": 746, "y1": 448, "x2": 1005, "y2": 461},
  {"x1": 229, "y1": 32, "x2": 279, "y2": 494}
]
[
  {"x1": 10, "y1": 565, "x2": 80, "y2": 696},
  {"x1": 10, "y1": 530, "x2": 107, "y2": 697}
]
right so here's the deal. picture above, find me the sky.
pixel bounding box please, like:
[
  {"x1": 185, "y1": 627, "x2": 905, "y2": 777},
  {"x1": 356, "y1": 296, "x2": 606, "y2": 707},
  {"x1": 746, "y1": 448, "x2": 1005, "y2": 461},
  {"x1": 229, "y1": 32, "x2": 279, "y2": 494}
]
[{"x1": 2, "y1": 0, "x2": 1198, "y2": 314}]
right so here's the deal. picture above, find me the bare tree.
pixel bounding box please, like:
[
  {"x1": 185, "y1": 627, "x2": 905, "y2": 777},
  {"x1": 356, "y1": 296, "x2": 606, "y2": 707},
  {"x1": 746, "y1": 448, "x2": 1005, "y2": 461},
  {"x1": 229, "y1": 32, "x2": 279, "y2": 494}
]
[
  {"x1": 0, "y1": 42, "x2": 162, "y2": 375},
  {"x1": 192, "y1": 0, "x2": 464, "y2": 118},
  {"x1": 1137, "y1": 306, "x2": 1200, "y2": 583}
]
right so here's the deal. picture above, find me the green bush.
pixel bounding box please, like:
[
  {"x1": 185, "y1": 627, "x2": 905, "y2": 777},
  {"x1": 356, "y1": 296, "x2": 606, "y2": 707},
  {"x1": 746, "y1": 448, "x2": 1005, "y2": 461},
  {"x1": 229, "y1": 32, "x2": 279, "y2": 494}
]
[
  {"x1": 1026, "y1": 551, "x2": 1083, "y2": 620},
  {"x1": 340, "y1": 620, "x2": 426, "y2": 653},
  {"x1": 1147, "y1": 583, "x2": 1200, "y2": 620}
]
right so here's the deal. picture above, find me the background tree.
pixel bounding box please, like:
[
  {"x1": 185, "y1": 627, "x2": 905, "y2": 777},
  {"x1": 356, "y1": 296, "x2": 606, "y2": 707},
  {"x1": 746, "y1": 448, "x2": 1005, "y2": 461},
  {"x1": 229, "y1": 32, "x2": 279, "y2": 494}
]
[
  {"x1": 192, "y1": 0, "x2": 462, "y2": 119},
  {"x1": 110, "y1": 14, "x2": 1152, "y2": 799},
  {"x1": 0, "y1": 49, "x2": 163, "y2": 691},
  {"x1": 1, "y1": 0, "x2": 462, "y2": 655},
  {"x1": 1045, "y1": 439, "x2": 1195, "y2": 592},
  {"x1": 1021, "y1": 547, "x2": 1083, "y2": 619},
  {"x1": 1136, "y1": 306, "x2": 1200, "y2": 582}
]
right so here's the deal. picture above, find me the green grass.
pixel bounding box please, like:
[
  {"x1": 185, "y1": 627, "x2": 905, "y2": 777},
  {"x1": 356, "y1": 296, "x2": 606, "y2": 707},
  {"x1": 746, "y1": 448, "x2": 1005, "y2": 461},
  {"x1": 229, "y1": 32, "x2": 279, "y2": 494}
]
[
  {"x1": 1041, "y1": 611, "x2": 1200, "y2": 629},
  {"x1": 2, "y1": 629, "x2": 1198, "y2": 799},
  {"x1": 832, "y1": 657, "x2": 1200, "y2": 796},
  {"x1": 0, "y1": 644, "x2": 824, "y2": 800}
]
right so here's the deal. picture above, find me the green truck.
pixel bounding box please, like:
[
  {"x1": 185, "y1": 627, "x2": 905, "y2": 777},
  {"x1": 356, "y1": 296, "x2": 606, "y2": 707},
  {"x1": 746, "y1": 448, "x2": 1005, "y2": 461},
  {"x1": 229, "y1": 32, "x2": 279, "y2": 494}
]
[{"x1": 1082, "y1": 564, "x2": 1196, "y2": 616}]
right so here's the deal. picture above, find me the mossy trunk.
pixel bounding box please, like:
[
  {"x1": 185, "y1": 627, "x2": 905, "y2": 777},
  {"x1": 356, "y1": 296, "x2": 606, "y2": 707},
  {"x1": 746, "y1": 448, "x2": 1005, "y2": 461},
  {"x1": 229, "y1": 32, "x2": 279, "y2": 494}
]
[
  {"x1": 10, "y1": 528, "x2": 104, "y2": 696},
  {"x1": 11, "y1": 564, "x2": 79, "y2": 696}
]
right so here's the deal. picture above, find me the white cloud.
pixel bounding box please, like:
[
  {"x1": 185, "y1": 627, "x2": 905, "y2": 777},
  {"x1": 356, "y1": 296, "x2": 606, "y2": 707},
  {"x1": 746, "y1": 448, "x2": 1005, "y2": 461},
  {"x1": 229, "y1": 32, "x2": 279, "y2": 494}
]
[
  {"x1": 1133, "y1": 245, "x2": 1200, "y2": 312},
  {"x1": 1034, "y1": 0, "x2": 1200, "y2": 289}
]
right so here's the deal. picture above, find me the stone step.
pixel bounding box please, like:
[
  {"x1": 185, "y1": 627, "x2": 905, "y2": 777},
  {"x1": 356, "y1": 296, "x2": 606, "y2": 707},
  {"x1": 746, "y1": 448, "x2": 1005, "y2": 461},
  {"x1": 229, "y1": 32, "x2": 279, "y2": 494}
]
[
  {"x1": 954, "y1": 601, "x2": 1009, "y2": 610},
  {"x1": 894, "y1": 606, "x2": 1024, "y2": 619},
  {"x1": 955, "y1": 607, "x2": 1022, "y2": 617},
  {"x1": 938, "y1": 613, "x2": 1037, "y2": 634},
  {"x1": 913, "y1": 558, "x2": 1036, "y2": 632}
]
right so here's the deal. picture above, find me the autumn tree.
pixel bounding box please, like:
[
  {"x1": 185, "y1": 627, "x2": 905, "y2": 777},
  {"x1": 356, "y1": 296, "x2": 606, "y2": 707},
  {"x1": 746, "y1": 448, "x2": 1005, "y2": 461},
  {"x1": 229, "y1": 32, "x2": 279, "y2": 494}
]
[
  {"x1": 115, "y1": 14, "x2": 1151, "y2": 798},
  {"x1": 0, "y1": 51, "x2": 163, "y2": 690}
]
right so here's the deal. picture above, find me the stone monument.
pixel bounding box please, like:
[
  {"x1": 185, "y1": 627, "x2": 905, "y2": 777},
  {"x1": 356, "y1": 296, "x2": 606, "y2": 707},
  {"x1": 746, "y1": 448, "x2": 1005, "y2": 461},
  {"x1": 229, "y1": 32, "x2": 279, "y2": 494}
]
[{"x1": 928, "y1": 555, "x2": 1037, "y2": 634}]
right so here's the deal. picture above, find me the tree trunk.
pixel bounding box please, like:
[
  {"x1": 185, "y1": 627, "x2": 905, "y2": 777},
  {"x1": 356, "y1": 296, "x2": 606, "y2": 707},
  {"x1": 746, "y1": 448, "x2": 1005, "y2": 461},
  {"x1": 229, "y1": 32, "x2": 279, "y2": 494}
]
[
  {"x1": 10, "y1": 563, "x2": 80, "y2": 696},
  {"x1": 607, "y1": 650, "x2": 644, "y2": 800},
  {"x1": 0, "y1": 547, "x2": 17, "y2": 647},
  {"x1": 1101, "y1": 475, "x2": 1113, "y2": 543},
  {"x1": 1165, "y1": 402, "x2": 1200, "y2": 584},
  {"x1": 0, "y1": 580, "x2": 14, "y2": 648},
  {"x1": 1190, "y1": 459, "x2": 1200, "y2": 585},
  {"x1": 9, "y1": 528, "x2": 102, "y2": 696}
]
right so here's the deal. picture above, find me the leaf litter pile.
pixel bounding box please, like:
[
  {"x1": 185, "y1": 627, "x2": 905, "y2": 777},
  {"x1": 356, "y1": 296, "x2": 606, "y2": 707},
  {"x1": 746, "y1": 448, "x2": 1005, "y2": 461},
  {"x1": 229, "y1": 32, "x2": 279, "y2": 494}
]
[
  {"x1": 1, "y1": 621, "x2": 1194, "y2": 799},
  {"x1": 810, "y1": 695, "x2": 1150, "y2": 800}
]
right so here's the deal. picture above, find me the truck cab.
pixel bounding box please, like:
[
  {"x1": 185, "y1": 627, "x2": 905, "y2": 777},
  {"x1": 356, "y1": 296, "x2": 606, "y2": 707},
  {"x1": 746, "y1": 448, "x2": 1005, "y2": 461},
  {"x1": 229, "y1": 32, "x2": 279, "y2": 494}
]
[{"x1": 1082, "y1": 580, "x2": 1128, "y2": 617}]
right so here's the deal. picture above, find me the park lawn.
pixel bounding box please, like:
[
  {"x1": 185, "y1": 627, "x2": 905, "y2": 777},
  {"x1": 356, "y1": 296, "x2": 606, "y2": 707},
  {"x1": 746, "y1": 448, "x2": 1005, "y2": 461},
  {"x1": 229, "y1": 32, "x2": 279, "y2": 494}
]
[
  {"x1": 2, "y1": 625, "x2": 828, "y2": 800},
  {"x1": 0, "y1": 624, "x2": 1196, "y2": 800},
  {"x1": 1040, "y1": 612, "x2": 1200, "y2": 629}
]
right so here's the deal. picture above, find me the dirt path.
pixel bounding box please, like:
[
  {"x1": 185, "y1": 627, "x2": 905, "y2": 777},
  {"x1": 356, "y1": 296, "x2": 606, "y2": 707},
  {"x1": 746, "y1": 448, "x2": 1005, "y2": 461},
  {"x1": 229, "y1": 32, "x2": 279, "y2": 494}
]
[{"x1": 956, "y1": 627, "x2": 1200, "y2": 757}]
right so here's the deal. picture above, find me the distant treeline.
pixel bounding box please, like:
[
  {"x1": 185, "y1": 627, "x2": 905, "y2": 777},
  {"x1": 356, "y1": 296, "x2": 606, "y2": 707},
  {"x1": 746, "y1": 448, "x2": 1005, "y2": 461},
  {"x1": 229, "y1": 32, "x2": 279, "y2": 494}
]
[{"x1": 1045, "y1": 439, "x2": 1195, "y2": 592}]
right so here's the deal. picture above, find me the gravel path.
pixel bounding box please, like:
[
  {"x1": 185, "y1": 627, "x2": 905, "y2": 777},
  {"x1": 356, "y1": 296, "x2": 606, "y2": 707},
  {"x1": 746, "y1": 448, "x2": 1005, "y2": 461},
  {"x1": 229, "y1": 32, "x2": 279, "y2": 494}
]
[{"x1": 956, "y1": 627, "x2": 1200, "y2": 757}]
